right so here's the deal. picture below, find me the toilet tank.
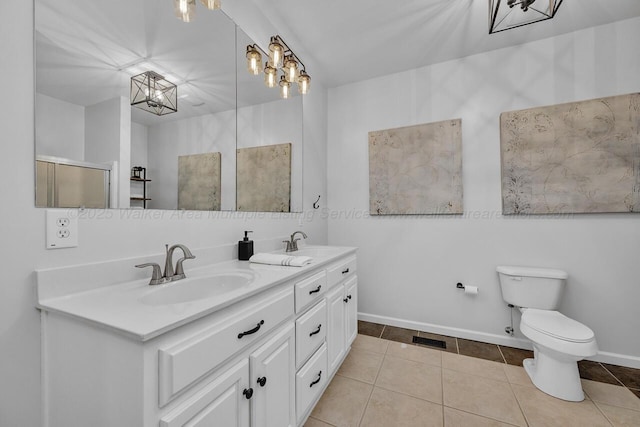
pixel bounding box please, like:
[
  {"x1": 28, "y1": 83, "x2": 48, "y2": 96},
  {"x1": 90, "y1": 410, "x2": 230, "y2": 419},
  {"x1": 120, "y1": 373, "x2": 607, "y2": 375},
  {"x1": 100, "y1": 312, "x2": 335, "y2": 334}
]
[{"x1": 496, "y1": 266, "x2": 568, "y2": 309}]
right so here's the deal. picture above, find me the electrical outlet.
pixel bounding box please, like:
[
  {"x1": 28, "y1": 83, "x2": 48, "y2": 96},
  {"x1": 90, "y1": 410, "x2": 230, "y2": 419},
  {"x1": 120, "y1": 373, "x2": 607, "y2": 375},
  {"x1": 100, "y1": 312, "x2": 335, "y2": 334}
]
[{"x1": 46, "y1": 209, "x2": 78, "y2": 249}]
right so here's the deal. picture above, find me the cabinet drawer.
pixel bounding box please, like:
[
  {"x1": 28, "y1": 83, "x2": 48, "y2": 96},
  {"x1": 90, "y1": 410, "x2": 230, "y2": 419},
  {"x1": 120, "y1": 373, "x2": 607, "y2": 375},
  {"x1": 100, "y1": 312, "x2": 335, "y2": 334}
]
[
  {"x1": 296, "y1": 343, "x2": 328, "y2": 424},
  {"x1": 326, "y1": 256, "x2": 357, "y2": 290},
  {"x1": 158, "y1": 287, "x2": 294, "y2": 406},
  {"x1": 294, "y1": 270, "x2": 327, "y2": 313},
  {"x1": 295, "y1": 300, "x2": 327, "y2": 368}
]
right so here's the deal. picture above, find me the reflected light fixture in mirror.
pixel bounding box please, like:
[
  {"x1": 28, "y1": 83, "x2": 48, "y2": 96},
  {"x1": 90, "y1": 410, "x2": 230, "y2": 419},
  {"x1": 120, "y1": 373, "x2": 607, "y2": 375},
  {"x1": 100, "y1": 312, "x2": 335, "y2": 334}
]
[
  {"x1": 489, "y1": 0, "x2": 563, "y2": 34},
  {"x1": 130, "y1": 71, "x2": 178, "y2": 116},
  {"x1": 247, "y1": 35, "x2": 311, "y2": 98},
  {"x1": 174, "y1": 0, "x2": 221, "y2": 22}
]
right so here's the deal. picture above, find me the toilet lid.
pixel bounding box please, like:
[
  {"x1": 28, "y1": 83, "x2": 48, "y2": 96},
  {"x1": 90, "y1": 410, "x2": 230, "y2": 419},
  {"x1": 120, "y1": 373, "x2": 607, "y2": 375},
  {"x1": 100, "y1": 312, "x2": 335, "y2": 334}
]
[{"x1": 521, "y1": 309, "x2": 595, "y2": 343}]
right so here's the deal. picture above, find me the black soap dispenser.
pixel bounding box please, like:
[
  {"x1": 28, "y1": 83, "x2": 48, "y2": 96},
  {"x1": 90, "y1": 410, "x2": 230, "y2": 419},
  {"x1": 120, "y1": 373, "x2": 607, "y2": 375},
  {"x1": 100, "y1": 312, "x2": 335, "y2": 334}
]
[{"x1": 238, "y1": 231, "x2": 254, "y2": 261}]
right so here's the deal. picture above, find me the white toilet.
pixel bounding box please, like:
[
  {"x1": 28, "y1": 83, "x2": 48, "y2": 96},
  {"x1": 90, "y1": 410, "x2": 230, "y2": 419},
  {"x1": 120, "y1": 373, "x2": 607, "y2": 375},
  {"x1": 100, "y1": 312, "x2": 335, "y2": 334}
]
[{"x1": 496, "y1": 266, "x2": 598, "y2": 401}]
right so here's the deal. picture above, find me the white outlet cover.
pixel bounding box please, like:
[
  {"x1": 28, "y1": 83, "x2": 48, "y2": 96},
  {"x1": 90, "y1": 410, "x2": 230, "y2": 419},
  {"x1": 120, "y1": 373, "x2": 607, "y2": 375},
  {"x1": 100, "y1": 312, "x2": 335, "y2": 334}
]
[{"x1": 46, "y1": 209, "x2": 78, "y2": 249}]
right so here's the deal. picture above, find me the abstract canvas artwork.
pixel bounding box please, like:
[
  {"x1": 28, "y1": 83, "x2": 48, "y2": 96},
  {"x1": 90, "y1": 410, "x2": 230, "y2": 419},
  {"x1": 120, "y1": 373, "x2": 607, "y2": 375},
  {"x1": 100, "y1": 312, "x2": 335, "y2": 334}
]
[
  {"x1": 369, "y1": 120, "x2": 463, "y2": 215},
  {"x1": 177, "y1": 152, "x2": 221, "y2": 211},
  {"x1": 237, "y1": 143, "x2": 291, "y2": 212},
  {"x1": 501, "y1": 93, "x2": 640, "y2": 214}
]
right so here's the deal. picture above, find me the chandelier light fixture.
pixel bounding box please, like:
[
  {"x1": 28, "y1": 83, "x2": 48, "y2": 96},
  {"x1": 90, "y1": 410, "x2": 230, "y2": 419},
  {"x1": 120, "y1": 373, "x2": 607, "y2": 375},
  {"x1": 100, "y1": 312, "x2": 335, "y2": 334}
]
[
  {"x1": 174, "y1": 0, "x2": 221, "y2": 23},
  {"x1": 246, "y1": 35, "x2": 311, "y2": 98},
  {"x1": 130, "y1": 71, "x2": 178, "y2": 116},
  {"x1": 489, "y1": 0, "x2": 563, "y2": 34}
]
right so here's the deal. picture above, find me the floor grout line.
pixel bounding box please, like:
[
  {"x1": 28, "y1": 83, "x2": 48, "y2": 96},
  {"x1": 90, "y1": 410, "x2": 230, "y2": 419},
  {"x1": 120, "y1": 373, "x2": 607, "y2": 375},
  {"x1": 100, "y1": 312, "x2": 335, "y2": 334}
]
[
  {"x1": 598, "y1": 362, "x2": 627, "y2": 387},
  {"x1": 497, "y1": 345, "x2": 508, "y2": 364}
]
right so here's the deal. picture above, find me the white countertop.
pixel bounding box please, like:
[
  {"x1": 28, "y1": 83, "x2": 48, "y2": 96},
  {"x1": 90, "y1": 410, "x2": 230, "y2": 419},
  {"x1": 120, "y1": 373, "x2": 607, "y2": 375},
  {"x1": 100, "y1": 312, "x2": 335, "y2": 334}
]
[{"x1": 37, "y1": 246, "x2": 356, "y2": 341}]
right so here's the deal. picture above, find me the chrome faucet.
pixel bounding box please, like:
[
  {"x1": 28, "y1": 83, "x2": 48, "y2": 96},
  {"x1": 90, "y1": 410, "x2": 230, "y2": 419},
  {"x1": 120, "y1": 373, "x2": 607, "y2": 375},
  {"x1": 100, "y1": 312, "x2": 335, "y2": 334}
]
[
  {"x1": 283, "y1": 231, "x2": 307, "y2": 252},
  {"x1": 135, "y1": 244, "x2": 196, "y2": 285}
]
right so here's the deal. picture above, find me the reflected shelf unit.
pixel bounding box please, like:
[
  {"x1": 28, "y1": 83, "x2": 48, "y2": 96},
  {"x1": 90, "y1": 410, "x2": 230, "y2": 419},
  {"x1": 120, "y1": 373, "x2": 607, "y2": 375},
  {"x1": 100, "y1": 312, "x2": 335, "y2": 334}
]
[{"x1": 130, "y1": 167, "x2": 151, "y2": 209}]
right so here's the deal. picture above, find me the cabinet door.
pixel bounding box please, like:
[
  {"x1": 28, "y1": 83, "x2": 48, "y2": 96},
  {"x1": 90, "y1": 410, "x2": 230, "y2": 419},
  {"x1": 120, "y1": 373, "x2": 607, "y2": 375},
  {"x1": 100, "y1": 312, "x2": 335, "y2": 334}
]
[
  {"x1": 160, "y1": 359, "x2": 250, "y2": 427},
  {"x1": 326, "y1": 284, "x2": 346, "y2": 375},
  {"x1": 344, "y1": 276, "x2": 358, "y2": 347},
  {"x1": 250, "y1": 324, "x2": 296, "y2": 427}
]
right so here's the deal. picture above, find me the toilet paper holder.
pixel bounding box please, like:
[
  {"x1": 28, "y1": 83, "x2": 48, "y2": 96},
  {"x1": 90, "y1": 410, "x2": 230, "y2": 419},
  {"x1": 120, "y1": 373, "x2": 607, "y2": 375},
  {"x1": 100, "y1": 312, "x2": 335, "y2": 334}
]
[
  {"x1": 456, "y1": 282, "x2": 465, "y2": 290},
  {"x1": 456, "y1": 282, "x2": 478, "y2": 295}
]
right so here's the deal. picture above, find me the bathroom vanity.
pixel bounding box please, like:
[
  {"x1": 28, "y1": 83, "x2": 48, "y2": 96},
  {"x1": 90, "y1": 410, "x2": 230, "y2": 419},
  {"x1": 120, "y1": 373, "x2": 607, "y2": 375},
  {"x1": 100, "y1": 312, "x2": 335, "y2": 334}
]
[{"x1": 37, "y1": 244, "x2": 357, "y2": 427}]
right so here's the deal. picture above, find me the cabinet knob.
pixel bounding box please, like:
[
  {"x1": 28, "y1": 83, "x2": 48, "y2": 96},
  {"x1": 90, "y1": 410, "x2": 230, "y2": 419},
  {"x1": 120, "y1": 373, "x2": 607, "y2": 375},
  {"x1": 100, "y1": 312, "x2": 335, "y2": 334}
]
[
  {"x1": 243, "y1": 388, "x2": 254, "y2": 399},
  {"x1": 257, "y1": 377, "x2": 267, "y2": 387},
  {"x1": 343, "y1": 297, "x2": 349, "y2": 303}
]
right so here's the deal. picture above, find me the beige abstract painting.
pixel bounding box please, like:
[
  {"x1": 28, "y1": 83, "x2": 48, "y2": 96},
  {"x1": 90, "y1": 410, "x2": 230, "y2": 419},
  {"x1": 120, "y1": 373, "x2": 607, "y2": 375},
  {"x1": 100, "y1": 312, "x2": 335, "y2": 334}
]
[
  {"x1": 369, "y1": 120, "x2": 463, "y2": 215},
  {"x1": 237, "y1": 143, "x2": 291, "y2": 212},
  {"x1": 501, "y1": 93, "x2": 640, "y2": 214},
  {"x1": 177, "y1": 152, "x2": 221, "y2": 211}
]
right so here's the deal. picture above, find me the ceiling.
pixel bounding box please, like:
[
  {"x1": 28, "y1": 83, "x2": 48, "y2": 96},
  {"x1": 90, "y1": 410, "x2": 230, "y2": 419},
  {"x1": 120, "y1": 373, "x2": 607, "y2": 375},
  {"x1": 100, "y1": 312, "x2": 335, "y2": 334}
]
[
  {"x1": 36, "y1": 0, "x2": 640, "y2": 125},
  {"x1": 254, "y1": 0, "x2": 640, "y2": 88}
]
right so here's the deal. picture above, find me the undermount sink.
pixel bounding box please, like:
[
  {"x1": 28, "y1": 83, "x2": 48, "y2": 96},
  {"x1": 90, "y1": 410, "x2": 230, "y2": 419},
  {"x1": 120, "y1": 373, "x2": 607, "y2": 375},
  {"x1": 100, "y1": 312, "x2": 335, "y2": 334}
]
[
  {"x1": 139, "y1": 271, "x2": 256, "y2": 306},
  {"x1": 286, "y1": 246, "x2": 343, "y2": 258}
]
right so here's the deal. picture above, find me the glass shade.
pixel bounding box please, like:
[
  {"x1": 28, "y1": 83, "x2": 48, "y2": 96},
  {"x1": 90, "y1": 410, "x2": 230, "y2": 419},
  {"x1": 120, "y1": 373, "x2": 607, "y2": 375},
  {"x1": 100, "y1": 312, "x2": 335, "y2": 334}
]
[
  {"x1": 297, "y1": 70, "x2": 310, "y2": 95},
  {"x1": 200, "y1": 0, "x2": 221, "y2": 10},
  {"x1": 284, "y1": 57, "x2": 299, "y2": 83},
  {"x1": 246, "y1": 46, "x2": 262, "y2": 76},
  {"x1": 268, "y1": 39, "x2": 284, "y2": 68},
  {"x1": 279, "y1": 76, "x2": 291, "y2": 99},
  {"x1": 174, "y1": 0, "x2": 196, "y2": 22},
  {"x1": 130, "y1": 71, "x2": 178, "y2": 115},
  {"x1": 264, "y1": 65, "x2": 277, "y2": 88}
]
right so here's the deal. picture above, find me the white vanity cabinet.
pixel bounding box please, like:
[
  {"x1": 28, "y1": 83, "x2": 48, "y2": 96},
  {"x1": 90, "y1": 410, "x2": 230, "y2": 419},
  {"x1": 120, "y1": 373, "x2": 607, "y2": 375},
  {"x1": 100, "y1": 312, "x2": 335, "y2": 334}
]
[
  {"x1": 39, "y1": 247, "x2": 357, "y2": 427},
  {"x1": 325, "y1": 257, "x2": 358, "y2": 375}
]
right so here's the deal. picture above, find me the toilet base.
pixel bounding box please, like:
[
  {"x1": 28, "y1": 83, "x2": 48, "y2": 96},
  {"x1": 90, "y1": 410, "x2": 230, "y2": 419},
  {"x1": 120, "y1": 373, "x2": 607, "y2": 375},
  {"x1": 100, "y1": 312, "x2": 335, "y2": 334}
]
[{"x1": 523, "y1": 350, "x2": 585, "y2": 401}]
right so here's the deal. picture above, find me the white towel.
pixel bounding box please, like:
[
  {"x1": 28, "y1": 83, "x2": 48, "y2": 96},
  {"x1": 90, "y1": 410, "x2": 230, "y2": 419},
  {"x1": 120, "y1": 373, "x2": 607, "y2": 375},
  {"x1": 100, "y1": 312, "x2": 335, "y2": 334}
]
[{"x1": 249, "y1": 253, "x2": 313, "y2": 267}]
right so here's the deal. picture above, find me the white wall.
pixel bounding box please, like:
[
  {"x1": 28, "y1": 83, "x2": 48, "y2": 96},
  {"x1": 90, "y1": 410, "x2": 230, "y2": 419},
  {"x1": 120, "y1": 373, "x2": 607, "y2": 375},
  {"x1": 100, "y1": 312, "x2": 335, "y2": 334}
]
[
  {"x1": 0, "y1": 2, "x2": 328, "y2": 426},
  {"x1": 327, "y1": 17, "x2": 640, "y2": 367},
  {"x1": 131, "y1": 122, "x2": 148, "y2": 168},
  {"x1": 35, "y1": 93, "x2": 85, "y2": 159},
  {"x1": 85, "y1": 97, "x2": 131, "y2": 207}
]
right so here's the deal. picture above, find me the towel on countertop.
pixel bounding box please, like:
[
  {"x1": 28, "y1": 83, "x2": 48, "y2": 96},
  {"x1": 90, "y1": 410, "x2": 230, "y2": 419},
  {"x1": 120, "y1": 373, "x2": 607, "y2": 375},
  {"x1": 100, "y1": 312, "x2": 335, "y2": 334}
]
[{"x1": 249, "y1": 253, "x2": 313, "y2": 267}]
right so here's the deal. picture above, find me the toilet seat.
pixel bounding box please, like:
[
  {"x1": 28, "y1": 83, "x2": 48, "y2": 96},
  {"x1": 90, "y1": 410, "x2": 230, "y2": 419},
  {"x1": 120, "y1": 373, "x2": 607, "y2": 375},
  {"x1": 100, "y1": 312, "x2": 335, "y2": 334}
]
[{"x1": 521, "y1": 309, "x2": 595, "y2": 343}]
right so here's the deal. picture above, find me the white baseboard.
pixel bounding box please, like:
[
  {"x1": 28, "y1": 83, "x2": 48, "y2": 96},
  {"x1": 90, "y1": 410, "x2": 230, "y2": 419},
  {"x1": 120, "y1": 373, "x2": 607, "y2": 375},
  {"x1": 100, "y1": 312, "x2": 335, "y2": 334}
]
[{"x1": 358, "y1": 312, "x2": 640, "y2": 369}]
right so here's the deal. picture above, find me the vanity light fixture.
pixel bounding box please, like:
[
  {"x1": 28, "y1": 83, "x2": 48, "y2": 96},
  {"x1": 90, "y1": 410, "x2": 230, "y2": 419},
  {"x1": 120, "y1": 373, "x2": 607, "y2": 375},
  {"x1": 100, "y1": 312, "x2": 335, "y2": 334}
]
[
  {"x1": 489, "y1": 0, "x2": 563, "y2": 34},
  {"x1": 130, "y1": 71, "x2": 178, "y2": 116},
  {"x1": 174, "y1": 0, "x2": 221, "y2": 22},
  {"x1": 246, "y1": 35, "x2": 311, "y2": 98}
]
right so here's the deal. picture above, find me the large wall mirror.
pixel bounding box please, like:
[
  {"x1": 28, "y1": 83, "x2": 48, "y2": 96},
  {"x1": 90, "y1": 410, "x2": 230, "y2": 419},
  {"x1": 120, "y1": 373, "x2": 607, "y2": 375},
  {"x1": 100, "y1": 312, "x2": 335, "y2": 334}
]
[{"x1": 34, "y1": 0, "x2": 303, "y2": 212}]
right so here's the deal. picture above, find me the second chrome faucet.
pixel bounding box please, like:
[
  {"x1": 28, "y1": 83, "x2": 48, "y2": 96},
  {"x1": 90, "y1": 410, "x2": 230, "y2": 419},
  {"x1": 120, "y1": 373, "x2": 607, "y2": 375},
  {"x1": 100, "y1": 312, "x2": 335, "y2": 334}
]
[{"x1": 136, "y1": 244, "x2": 196, "y2": 285}]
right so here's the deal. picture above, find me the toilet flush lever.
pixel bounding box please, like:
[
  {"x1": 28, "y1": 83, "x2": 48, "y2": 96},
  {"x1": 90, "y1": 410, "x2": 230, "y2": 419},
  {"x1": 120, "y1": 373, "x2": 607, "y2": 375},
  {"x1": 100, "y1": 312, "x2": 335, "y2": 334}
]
[{"x1": 511, "y1": 277, "x2": 523, "y2": 281}]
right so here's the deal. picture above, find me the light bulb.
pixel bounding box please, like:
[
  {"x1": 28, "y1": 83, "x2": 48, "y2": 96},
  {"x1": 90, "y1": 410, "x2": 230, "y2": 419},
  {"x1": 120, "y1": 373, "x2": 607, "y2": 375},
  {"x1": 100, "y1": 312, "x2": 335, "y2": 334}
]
[
  {"x1": 284, "y1": 57, "x2": 298, "y2": 83},
  {"x1": 246, "y1": 46, "x2": 262, "y2": 76},
  {"x1": 268, "y1": 39, "x2": 284, "y2": 68},
  {"x1": 297, "y1": 70, "x2": 310, "y2": 95},
  {"x1": 264, "y1": 64, "x2": 277, "y2": 88},
  {"x1": 174, "y1": 0, "x2": 195, "y2": 22},
  {"x1": 279, "y1": 76, "x2": 291, "y2": 99},
  {"x1": 200, "y1": 0, "x2": 221, "y2": 10}
]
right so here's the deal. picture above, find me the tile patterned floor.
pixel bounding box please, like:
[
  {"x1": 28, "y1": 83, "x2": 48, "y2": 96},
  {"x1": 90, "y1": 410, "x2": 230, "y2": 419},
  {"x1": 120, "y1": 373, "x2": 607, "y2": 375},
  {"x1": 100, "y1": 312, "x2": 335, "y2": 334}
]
[{"x1": 304, "y1": 322, "x2": 640, "y2": 427}]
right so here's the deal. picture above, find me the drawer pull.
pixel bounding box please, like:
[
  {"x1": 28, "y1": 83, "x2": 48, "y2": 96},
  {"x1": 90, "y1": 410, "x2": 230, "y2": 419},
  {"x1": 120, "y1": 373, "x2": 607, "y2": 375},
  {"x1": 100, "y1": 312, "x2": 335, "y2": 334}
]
[
  {"x1": 243, "y1": 388, "x2": 254, "y2": 399},
  {"x1": 309, "y1": 284, "x2": 322, "y2": 295},
  {"x1": 310, "y1": 371, "x2": 322, "y2": 388},
  {"x1": 257, "y1": 377, "x2": 267, "y2": 387},
  {"x1": 309, "y1": 324, "x2": 322, "y2": 337},
  {"x1": 237, "y1": 320, "x2": 265, "y2": 339},
  {"x1": 342, "y1": 268, "x2": 350, "y2": 274}
]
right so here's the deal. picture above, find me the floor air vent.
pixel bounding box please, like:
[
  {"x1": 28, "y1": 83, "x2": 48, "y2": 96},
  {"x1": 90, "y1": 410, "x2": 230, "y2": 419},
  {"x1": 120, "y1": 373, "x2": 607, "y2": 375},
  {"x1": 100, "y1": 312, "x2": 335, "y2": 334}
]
[{"x1": 412, "y1": 336, "x2": 446, "y2": 349}]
